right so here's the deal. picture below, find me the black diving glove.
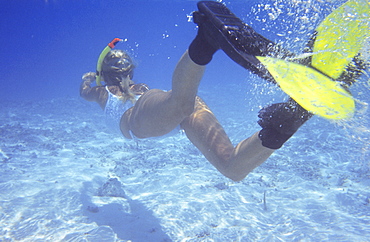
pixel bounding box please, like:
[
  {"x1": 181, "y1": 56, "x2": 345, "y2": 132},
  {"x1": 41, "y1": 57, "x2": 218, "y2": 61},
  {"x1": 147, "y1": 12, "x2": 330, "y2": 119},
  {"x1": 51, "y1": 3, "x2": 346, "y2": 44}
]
[{"x1": 258, "y1": 100, "x2": 313, "y2": 149}]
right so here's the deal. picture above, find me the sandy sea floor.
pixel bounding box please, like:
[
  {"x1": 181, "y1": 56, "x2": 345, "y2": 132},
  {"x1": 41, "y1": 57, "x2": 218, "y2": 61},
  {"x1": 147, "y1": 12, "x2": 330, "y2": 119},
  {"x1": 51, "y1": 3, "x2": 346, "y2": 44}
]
[{"x1": 0, "y1": 84, "x2": 369, "y2": 241}]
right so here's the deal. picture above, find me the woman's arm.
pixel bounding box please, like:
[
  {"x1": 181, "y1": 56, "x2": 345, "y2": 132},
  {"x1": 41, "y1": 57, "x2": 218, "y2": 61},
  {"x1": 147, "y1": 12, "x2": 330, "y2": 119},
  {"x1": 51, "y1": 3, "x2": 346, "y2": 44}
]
[{"x1": 80, "y1": 72, "x2": 108, "y2": 109}]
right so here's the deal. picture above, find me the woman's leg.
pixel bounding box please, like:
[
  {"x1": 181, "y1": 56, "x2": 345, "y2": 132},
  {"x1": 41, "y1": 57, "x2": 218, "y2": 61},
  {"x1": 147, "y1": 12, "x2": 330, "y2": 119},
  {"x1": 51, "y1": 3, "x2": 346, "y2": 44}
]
[
  {"x1": 120, "y1": 51, "x2": 206, "y2": 138},
  {"x1": 180, "y1": 97, "x2": 275, "y2": 182}
]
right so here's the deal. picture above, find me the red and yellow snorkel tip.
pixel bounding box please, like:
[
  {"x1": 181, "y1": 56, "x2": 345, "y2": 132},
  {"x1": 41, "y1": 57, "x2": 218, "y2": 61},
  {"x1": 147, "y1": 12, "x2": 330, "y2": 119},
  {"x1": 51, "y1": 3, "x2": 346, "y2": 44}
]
[{"x1": 96, "y1": 38, "x2": 123, "y2": 86}]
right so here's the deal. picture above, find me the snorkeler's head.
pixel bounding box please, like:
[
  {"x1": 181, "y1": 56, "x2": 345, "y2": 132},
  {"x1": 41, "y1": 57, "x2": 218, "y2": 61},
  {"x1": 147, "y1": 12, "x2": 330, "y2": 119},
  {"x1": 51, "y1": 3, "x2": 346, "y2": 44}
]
[{"x1": 101, "y1": 49, "x2": 135, "y2": 85}]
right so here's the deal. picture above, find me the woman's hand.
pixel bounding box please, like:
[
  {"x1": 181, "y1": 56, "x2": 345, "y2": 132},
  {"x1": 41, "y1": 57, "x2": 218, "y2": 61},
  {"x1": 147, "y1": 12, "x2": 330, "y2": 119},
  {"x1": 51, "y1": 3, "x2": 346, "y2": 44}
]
[{"x1": 82, "y1": 72, "x2": 97, "y2": 84}]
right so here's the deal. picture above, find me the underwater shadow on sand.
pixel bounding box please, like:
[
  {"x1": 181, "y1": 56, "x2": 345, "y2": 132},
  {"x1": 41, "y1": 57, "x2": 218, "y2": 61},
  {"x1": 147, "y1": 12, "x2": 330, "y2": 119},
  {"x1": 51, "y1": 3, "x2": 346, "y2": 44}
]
[{"x1": 64, "y1": 180, "x2": 172, "y2": 242}]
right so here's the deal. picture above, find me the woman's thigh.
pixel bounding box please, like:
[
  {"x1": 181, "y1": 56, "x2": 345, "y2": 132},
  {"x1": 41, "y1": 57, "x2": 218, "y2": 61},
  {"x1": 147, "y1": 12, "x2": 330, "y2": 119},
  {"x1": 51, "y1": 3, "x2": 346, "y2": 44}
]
[{"x1": 125, "y1": 89, "x2": 188, "y2": 138}]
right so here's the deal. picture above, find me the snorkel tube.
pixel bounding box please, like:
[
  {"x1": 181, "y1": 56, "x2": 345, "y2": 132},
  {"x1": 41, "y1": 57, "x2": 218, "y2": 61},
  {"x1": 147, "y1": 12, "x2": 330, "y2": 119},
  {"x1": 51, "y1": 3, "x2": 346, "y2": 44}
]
[{"x1": 96, "y1": 38, "x2": 123, "y2": 86}]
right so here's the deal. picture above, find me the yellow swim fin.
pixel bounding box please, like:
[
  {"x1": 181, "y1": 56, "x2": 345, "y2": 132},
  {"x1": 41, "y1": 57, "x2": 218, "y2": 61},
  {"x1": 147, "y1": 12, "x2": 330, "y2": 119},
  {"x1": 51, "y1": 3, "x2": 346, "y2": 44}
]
[
  {"x1": 312, "y1": 0, "x2": 370, "y2": 79},
  {"x1": 257, "y1": 56, "x2": 355, "y2": 120}
]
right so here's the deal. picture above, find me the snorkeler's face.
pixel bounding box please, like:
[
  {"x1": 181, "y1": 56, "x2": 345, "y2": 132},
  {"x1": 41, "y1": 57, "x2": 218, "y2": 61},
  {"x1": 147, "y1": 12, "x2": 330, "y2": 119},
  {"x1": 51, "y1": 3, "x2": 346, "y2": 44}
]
[
  {"x1": 116, "y1": 57, "x2": 132, "y2": 71},
  {"x1": 102, "y1": 50, "x2": 135, "y2": 84}
]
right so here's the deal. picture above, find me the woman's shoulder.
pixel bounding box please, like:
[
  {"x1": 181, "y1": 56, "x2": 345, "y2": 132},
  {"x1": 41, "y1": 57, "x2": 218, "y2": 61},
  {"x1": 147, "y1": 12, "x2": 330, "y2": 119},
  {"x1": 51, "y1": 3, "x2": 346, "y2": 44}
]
[
  {"x1": 106, "y1": 83, "x2": 150, "y2": 96},
  {"x1": 106, "y1": 85, "x2": 122, "y2": 96},
  {"x1": 129, "y1": 83, "x2": 150, "y2": 95}
]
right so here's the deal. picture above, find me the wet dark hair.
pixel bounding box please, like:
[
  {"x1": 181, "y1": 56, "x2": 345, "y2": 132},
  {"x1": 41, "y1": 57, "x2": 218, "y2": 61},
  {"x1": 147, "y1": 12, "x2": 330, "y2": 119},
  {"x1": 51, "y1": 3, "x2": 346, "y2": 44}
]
[
  {"x1": 101, "y1": 49, "x2": 135, "y2": 85},
  {"x1": 101, "y1": 49, "x2": 137, "y2": 103}
]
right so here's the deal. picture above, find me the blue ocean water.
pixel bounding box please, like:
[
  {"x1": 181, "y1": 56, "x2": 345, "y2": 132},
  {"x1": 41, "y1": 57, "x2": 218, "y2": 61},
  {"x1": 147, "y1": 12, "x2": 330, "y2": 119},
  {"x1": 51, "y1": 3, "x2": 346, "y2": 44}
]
[{"x1": 0, "y1": 0, "x2": 369, "y2": 241}]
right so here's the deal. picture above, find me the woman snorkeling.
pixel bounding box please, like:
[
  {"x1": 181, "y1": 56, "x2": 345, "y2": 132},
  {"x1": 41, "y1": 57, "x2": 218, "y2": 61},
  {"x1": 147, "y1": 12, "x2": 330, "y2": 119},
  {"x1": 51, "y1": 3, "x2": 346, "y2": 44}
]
[{"x1": 81, "y1": 1, "x2": 367, "y2": 181}]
